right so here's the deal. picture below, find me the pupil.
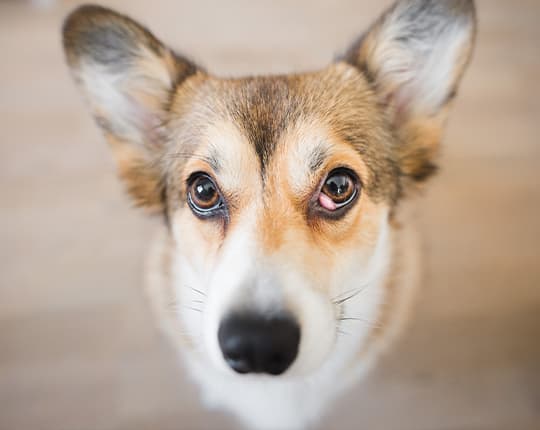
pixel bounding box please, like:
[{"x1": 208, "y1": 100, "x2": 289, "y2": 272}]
[
  {"x1": 196, "y1": 179, "x2": 215, "y2": 202},
  {"x1": 328, "y1": 175, "x2": 349, "y2": 196}
]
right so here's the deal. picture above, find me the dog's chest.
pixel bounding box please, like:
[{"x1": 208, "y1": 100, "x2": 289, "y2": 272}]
[{"x1": 182, "y1": 347, "x2": 371, "y2": 430}]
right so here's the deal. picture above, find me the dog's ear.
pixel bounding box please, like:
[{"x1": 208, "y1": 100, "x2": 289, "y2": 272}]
[
  {"x1": 343, "y1": 0, "x2": 476, "y2": 182},
  {"x1": 63, "y1": 5, "x2": 200, "y2": 211}
]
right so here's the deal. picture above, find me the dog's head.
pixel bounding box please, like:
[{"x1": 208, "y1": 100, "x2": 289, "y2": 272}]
[{"x1": 63, "y1": 1, "x2": 475, "y2": 378}]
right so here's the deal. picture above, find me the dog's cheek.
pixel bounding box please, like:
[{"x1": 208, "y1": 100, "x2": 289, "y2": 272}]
[
  {"x1": 309, "y1": 196, "x2": 386, "y2": 266},
  {"x1": 168, "y1": 210, "x2": 225, "y2": 343},
  {"x1": 283, "y1": 275, "x2": 337, "y2": 374},
  {"x1": 171, "y1": 210, "x2": 224, "y2": 270}
]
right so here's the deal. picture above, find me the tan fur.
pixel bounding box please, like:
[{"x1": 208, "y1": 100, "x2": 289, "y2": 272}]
[
  {"x1": 63, "y1": 2, "x2": 476, "y2": 428},
  {"x1": 357, "y1": 200, "x2": 422, "y2": 360}
]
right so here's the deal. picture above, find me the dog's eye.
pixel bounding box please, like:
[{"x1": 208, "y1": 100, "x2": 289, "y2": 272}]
[
  {"x1": 187, "y1": 173, "x2": 223, "y2": 216},
  {"x1": 318, "y1": 169, "x2": 359, "y2": 212}
]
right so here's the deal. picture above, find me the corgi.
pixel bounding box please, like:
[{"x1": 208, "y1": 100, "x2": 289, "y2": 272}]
[{"x1": 62, "y1": 1, "x2": 476, "y2": 429}]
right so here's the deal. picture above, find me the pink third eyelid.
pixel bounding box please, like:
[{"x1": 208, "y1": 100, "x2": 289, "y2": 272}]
[{"x1": 318, "y1": 193, "x2": 337, "y2": 211}]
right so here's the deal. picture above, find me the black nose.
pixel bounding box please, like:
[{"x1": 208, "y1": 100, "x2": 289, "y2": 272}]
[{"x1": 218, "y1": 314, "x2": 301, "y2": 375}]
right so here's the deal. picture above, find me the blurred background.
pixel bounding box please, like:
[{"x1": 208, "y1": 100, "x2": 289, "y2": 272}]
[{"x1": 1, "y1": 0, "x2": 539, "y2": 429}]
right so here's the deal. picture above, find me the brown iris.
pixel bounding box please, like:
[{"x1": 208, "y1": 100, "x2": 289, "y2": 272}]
[
  {"x1": 187, "y1": 173, "x2": 223, "y2": 215},
  {"x1": 318, "y1": 169, "x2": 359, "y2": 212}
]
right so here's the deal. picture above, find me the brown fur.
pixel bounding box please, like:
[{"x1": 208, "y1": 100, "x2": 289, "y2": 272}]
[
  {"x1": 63, "y1": 3, "x2": 475, "y2": 222},
  {"x1": 63, "y1": 2, "x2": 476, "y2": 426},
  {"x1": 343, "y1": 0, "x2": 476, "y2": 187},
  {"x1": 62, "y1": 0, "x2": 476, "y2": 322},
  {"x1": 62, "y1": 0, "x2": 476, "y2": 330}
]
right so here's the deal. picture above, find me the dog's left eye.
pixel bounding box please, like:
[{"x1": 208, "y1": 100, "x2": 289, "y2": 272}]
[
  {"x1": 187, "y1": 173, "x2": 224, "y2": 216},
  {"x1": 316, "y1": 168, "x2": 359, "y2": 214}
]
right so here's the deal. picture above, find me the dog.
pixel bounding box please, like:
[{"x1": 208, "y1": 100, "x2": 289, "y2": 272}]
[{"x1": 62, "y1": 1, "x2": 476, "y2": 428}]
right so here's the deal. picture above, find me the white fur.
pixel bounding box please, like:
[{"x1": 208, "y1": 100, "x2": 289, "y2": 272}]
[
  {"x1": 370, "y1": 3, "x2": 472, "y2": 114},
  {"x1": 165, "y1": 209, "x2": 393, "y2": 430},
  {"x1": 68, "y1": 2, "x2": 473, "y2": 427},
  {"x1": 78, "y1": 62, "x2": 137, "y2": 137},
  {"x1": 74, "y1": 47, "x2": 171, "y2": 144}
]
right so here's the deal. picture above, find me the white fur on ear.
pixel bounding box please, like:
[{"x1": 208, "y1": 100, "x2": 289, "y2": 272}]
[
  {"x1": 347, "y1": 0, "x2": 476, "y2": 118},
  {"x1": 62, "y1": 5, "x2": 200, "y2": 208},
  {"x1": 75, "y1": 54, "x2": 170, "y2": 145},
  {"x1": 63, "y1": 5, "x2": 197, "y2": 146},
  {"x1": 343, "y1": 0, "x2": 476, "y2": 183}
]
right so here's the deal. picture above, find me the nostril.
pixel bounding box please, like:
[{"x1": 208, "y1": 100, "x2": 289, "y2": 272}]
[
  {"x1": 224, "y1": 354, "x2": 252, "y2": 374},
  {"x1": 266, "y1": 353, "x2": 288, "y2": 376},
  {"x1": 220, "y1": 336, "x2": 254, "y2": 374},
  {"x1": 218, "y1": 314, "x2": 300, "y2": 375}
]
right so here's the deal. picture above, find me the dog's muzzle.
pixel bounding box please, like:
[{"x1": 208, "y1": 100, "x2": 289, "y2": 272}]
[{"x1": 218, "y1": 313, "x2": 300, "y2": 375}]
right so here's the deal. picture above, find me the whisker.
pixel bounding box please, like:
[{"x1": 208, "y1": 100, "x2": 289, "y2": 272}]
[
  {"x1": 185, "y1": 306, "x2": 202, "y2": 313},
  {"x1": 338, "y1": 317, "x2": 368, "y2": 321},
  {"x1": 337, "y1": 317, "x2": 383, "y2": 329},
  {"x1": 332, "y1": 287, "x2": 365, "y2": 305},
  {"x1": 331, "y1": 283, "x2": 369, "y2": 305},
  {"x1": 331, "y1": 287, "x2": 360, "y2": 302},
  {"x1": 189, "y1": 287, "x2": 207, "y2": 297}
]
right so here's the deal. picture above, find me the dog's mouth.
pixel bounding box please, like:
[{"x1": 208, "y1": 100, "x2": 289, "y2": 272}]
[{"x1": 217, "y1": 313, "x2": 301, "y2": 376}]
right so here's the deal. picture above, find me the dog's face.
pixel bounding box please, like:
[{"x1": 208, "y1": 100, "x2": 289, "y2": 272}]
[
  {"x1": 164, "y1": 69, "x2": 400, "y2": 375},
  {"x1": 63, "y1": 1, "x2": 475, "y2": 377}
]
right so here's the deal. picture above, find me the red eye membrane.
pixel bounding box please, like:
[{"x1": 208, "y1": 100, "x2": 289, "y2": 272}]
[
  {"x1": 318, "y1": 169, "x2": 359, "y2": 210},
  {"x1": 310, "y1": 168, "x2": 360, "y2": 219}
]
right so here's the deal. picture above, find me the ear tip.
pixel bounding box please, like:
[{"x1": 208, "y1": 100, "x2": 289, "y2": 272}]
[
  {"x1": 395, "y1": 0, "x2": 477, "y2": 21},
  {"x1": 62, "y1": 4, "x2": 115, "y2": 35},
  {"x1": 62, "y1": 4, "x2": 153, "y2": 68},
  {"x1": 448, "y1": 0, "x2": 478, "y2": 24},
  {"x1": 450, "y1": 0, "x2": 478, "y2": 44},
  {"x1": 393, "y1": 0, "x2": 477, "y2": 41},
  {"x1": 454, "y1": 0, "x2": 477, "y2": 24},
  {"x1": 62, "y1": 4, "x2": 117, "y2": 55}
]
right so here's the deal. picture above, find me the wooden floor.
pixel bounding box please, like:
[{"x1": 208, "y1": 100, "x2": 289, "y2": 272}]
[{"x1": 1, "y1": 1, "x2": 539, "y2": 429}]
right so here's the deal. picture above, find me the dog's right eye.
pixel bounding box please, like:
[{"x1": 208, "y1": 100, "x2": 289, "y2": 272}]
[
  {"x1": 308, "y1": 168, "x2": 360, "y2": 220},
  {"x1": 187, "y1": 173, "x2": 224, "y2": 217}
]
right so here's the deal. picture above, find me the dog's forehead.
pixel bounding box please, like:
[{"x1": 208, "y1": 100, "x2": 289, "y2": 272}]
[{"x1": 170, "y1": 64, "x2": 400, "y2": 203}]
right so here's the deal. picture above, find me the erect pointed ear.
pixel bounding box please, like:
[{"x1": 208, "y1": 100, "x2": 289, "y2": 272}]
[
  {"x1": 343, "y1": 0, "x2": 476, "y2": 182},
  {"x1": 63, "y1": 5, "x2": 200, "y2": 211}
]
